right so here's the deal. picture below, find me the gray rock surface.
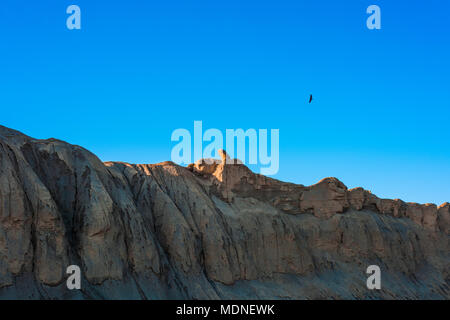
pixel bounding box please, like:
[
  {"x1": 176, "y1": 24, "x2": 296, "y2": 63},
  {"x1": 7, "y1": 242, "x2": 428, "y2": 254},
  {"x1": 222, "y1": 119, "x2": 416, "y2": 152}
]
[{"x1": 0, "y1": 125, "x2": 448, "y2": 299}]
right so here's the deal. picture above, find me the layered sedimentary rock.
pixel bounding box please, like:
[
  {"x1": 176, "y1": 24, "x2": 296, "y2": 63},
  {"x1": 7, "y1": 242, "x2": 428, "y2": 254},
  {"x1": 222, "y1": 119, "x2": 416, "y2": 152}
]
[{"x1": 0, "y1": 125, "x2": 448, "y2": 299}]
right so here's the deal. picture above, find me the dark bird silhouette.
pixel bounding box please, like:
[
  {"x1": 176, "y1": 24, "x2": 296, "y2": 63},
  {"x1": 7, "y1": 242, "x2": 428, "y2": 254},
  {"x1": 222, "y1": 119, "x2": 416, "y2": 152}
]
[{"x1": 309, "y1": 94, "x2": 313, "y2": 103}]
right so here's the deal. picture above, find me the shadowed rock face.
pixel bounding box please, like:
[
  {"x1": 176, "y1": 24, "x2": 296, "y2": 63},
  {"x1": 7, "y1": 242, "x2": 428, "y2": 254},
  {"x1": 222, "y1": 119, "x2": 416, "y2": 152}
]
[{"x1": 0, "y1": 125, "x2": 448, "y2": 299}]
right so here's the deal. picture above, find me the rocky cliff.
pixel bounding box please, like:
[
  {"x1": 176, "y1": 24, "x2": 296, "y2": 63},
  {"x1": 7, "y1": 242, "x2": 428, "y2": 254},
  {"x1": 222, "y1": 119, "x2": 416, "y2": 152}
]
[{"x1": 0, "y1": 125, "x2": 448, "y2": 299}]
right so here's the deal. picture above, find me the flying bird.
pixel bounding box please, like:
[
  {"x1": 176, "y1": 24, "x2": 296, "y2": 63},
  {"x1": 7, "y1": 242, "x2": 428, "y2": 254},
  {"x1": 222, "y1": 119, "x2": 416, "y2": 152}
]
[{"x1": 309, "y1": 94, "x2": 313, "y2": 103}]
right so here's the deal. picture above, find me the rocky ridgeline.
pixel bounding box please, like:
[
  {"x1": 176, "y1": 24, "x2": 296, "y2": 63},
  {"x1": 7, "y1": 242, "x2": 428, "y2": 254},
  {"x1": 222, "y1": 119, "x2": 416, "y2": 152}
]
[
  {"x1": 189, "y1": 150, "x2": 449, "y2": 231},
  {"x1": 0, "y1": 125, "x2": 448, "y2": 299}
]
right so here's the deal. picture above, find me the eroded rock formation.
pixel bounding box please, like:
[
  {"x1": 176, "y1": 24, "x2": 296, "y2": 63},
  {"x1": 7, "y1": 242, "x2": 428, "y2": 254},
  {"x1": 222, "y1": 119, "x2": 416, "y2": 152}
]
[{"x1": 0, "y1": 125, "x2": 448, "y2": 299}]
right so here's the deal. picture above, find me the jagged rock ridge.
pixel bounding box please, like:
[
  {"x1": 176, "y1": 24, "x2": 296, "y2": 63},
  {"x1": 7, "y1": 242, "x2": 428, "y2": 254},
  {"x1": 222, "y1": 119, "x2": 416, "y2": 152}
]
[{"x1": 0, "y1": 125, "x2": 448, "y2": 299}]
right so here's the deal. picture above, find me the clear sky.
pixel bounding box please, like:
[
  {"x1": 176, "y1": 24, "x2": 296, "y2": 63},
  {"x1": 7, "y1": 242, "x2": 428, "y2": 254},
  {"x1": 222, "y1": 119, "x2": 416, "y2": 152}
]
[{"x1": 1, "y1": 1, "x2": 449, "y2": 205}]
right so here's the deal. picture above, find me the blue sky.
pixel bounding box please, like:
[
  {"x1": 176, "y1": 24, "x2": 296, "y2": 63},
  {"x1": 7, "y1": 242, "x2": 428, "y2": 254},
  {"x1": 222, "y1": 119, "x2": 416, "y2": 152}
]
[{"x1": 1, "y1": 1, "x2": 449, "y2": 205}]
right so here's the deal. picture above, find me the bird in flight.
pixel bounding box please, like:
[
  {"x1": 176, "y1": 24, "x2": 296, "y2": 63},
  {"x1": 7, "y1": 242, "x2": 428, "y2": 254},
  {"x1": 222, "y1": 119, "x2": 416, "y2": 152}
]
[{"x1": 309, "y1": 94, "x2": 313, "y2": 103}]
